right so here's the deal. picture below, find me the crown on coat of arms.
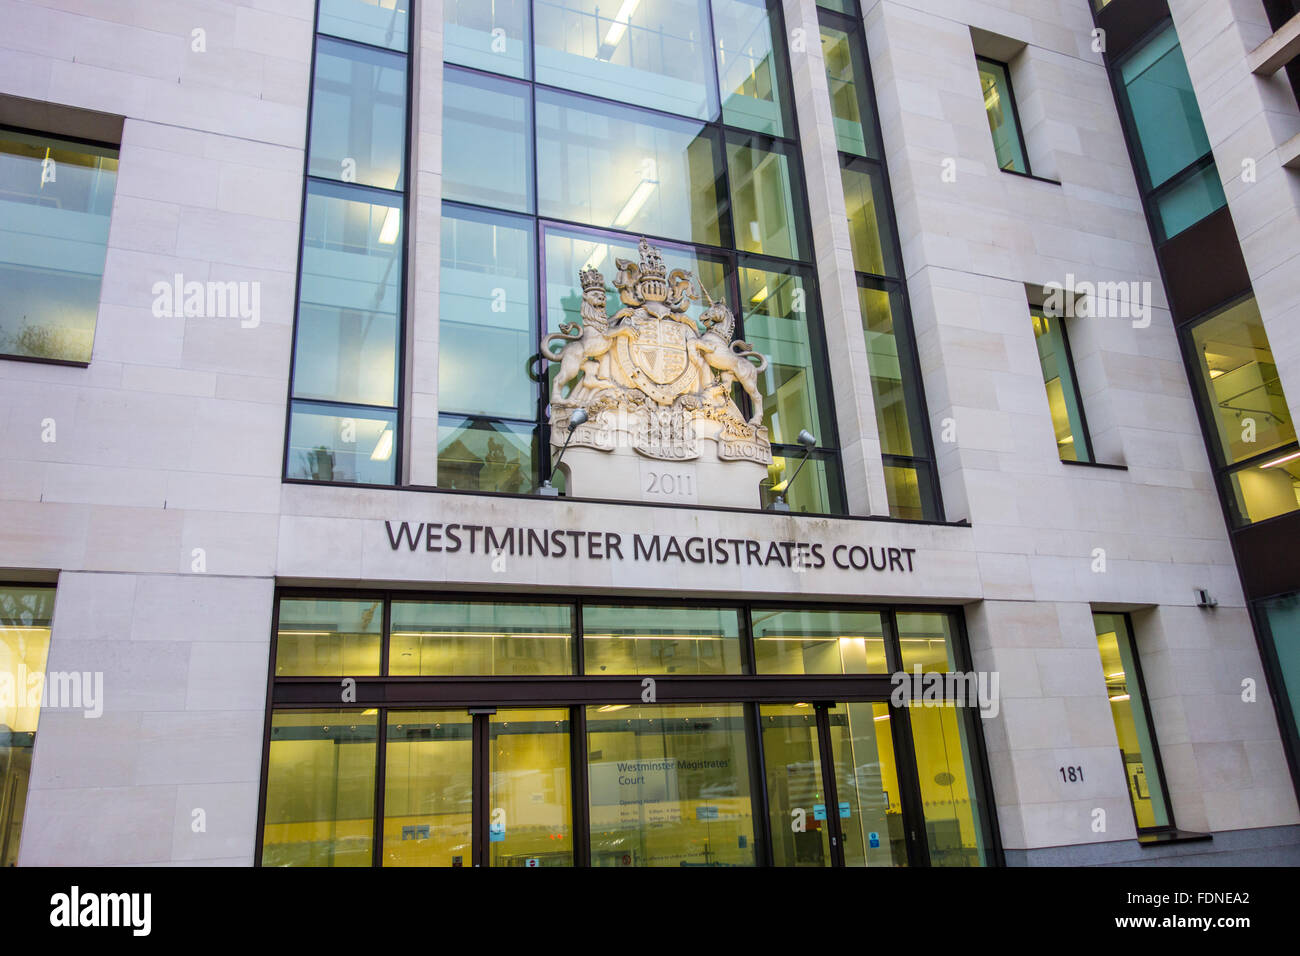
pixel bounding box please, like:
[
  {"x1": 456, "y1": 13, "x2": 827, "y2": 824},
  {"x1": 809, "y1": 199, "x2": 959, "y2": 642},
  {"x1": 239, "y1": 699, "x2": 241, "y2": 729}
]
[
  {"x1": 636, "y1": 237, "x2": 668, "y2": 302},
  {"x1": 579, "y1": 266, "x2": 605, "y2": 292}
]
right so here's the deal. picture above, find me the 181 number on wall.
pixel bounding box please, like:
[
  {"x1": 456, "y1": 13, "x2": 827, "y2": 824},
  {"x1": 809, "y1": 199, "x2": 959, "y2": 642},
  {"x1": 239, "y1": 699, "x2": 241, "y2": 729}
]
[{"x1": 1059, "y1": 765, "x2": 1084, "y2": 783}]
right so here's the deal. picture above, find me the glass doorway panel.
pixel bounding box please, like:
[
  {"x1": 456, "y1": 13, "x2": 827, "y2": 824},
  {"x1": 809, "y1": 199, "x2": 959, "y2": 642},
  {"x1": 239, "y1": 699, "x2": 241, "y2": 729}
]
[
  {"x1": 489, "y1": 708, "x2": 573, "y2": 867},
  {"x1": 759, "y1": 703, "x2": 832, "y2": 866},
  {"x1": 383, "y1": 710, "x2": 473, "y2": 866},
  {"x1": 828, "y1": 702, "x2": 906, "y2": 866}
]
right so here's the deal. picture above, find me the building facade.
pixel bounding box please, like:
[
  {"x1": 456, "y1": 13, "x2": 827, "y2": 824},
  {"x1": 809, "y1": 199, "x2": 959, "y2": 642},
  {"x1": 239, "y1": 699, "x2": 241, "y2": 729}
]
[{"x1": 1, "y1": 0, "x2": 1298, "y2": 866}]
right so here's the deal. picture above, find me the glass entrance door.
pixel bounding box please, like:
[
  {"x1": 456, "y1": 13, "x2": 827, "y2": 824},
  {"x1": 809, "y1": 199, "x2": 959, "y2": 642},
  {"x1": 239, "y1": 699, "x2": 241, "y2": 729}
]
[
  {"x1": 382, "y1": 707, "x2": 572, "y2": 867},
  {"x1": 759, "y1": 701, "x2": 907, "y2": 867}
]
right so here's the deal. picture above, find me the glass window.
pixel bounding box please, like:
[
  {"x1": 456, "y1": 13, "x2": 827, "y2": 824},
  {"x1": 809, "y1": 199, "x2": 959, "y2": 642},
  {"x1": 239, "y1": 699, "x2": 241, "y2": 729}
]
[
  {"x1": 308, "y1": 38, "x2": 407, "y2": 191},
  {"x1": 751, "y1": 608, "x2": 887, "y2": 674},
  {"x1": 727, "y1": 137, "x2": 806, "y2": 260},
  {"x1": 489, "y1": 709, "x2": 573, "y2": 866},
  {"x1": 582, "y1": 605, "x2": 744, "y2": 675},
  {"x1": 907, "y1": 703, "x2": 988, "y2": 865},
  {"x1": 858, "y1": 284, "x2": 928, "y2": 461},
  {"x1": 1224, "y1": 451, "x2": 1300, "y2": 525},
  {"x1": 536, "y1": 89, "x2": 725, "y2": 247},
  {"x1": 533, "y1": 0, "x2": 718, "y2": 121},
  {"x1": 389, "y1": 601, "x2": 573, "y2": 675},
  {"x1": 738, "y1": 264, "x2": 831, "y2": 445},
  {"x1": 897, "y1": 612, "x2": 956, "y2": 671},
  {"x1": 1258, "y1": 593, "x2": 1300, "y2": 747},
  {"x1": 712, "y1": 0, "x2": 792, "y2": 137},
  {"x1": 761, "y1": 451, "x2": 841, "y2": 514},
  {"x1": 976, "y1": 58, "x2": 1028, "y2": 174},
  {"x1": 287, "y1": 402, "x2": 398, "y2": 484},
  {"x1": 437, "y1": 415, "x2": 537, "y2": 493},
  {"x1": 443, "y1": 0, "x2": 529, "y2": 78},
  {"x1": 819, "y1": 23, "x2": 876, "y2": 157},
  {"x1": 275, "y1": 596, "x2": 384, "y2": 676},
  {"x1": 1094, "y1": 613, "x2": 1172, "y2": 831},
  {"x1": 261, "y1": 709, "x2": 378, "y2": 866},
  {"x1": 760, "y1": 703, "x2": 832, "y2": 866},
  {"x1": 587, "y1": 703, "x2": 756, "y2": 866},
  {"x1": 881, "y1": 460, "x2": 935, "y2": 521},
  {"x1": 439, "y1": 207, "x2": 537, "y2": 420},
  {"x1": 841, "y1": 161, "x2": 898, "y2": 277},
  {"x1": 318, "y1": 0, "x2": 410, "y2": 51},
  {"x1": 1031, "y1": 311, "x2": 1092, "y2": 463},
  {"x1": 0, "y1": 586, "x2": 54, "y2": 867},
  {"x1": 816, "y1": 0, "x2": 855, "y2": 11},
  {"x1": 0, "y1": 131, "x2": 117, "y2": 364},
  {"x1": 442, "y1": 68, "x2": 534, "y2": 214},
  {"x1": 383, "y1": 710, "x2": 473, "y2": 866},
  {"x1": 1152, "y1": 161, "x2": 1226, "y2": 242},
  {"x1": 830, "y1": 702, "x2": 906, "y2": 867}
]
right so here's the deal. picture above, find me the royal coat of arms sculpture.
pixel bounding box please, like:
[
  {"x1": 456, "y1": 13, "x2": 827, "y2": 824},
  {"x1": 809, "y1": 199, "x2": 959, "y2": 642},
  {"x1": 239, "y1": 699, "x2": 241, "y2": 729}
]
[{"x1": 543, "y1": 238, "x2": 773, "y2": 503}]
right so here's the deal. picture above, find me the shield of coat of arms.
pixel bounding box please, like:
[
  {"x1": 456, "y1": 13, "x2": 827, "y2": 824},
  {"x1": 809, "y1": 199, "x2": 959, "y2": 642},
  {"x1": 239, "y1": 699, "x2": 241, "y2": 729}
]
[{"x1": 629, "y1": 315, "x2": 691, "y2": 386}]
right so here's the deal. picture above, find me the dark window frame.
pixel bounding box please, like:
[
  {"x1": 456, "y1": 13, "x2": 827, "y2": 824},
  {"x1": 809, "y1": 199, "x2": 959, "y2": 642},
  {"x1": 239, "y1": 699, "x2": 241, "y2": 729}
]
[
  {"x1": 1030, "y1": 305, "x2": 1097, "y2": 464},
  {"x1": 974, "y1": 55, "x2": 1033, "y2": 176}
]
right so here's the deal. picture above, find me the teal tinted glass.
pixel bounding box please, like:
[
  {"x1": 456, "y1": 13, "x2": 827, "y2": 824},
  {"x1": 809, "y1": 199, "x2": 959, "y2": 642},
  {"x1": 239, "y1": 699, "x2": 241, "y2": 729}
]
[
  {"x1": 820, "y1": 23, "x2": 876, "y2": 158},
  {"x1": 443, "y1": 0, "x2": 529, "y2": 78},
  {"x1": 442, "y1": 68, "x2": 533, "y2": 214},
  {"x1": 713, "y1": 0, "x2": 792, "y2": 137},
  {"x1": 439, "y1": 207, "x2": 537, "y2": 420},
  {"x1": 318, "y1": 0, "x2": 409, "y2": 51},
  {"x1": 287, "y1": 401, "x2": 398, "y2": 484},
  {"x1": 1120, "y1": 25, "x2": 1213, "y2": 190},
  {"x1": 1153, "y1": 163, "x2": 1227, "y2": 240},
  {"x1": 0, "y1": 132, "x2": 117, "y2": 363},
  {"x1": 438, "y1": 415, "x2": 537, "y2": 493},
  {"x1": 308, "y1": 38, "x2": 407, "y2": 191},
  {"x1": 977, "y1": 58, "x2": 1028, "y2": 174},
  {"x1": 1260, "y1": 594, "x2": 1300, "y2": 743}
]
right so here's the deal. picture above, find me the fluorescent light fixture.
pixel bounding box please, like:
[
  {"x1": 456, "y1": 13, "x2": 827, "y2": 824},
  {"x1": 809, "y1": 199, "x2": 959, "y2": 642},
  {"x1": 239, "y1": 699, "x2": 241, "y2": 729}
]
[
  {"x1": 750, "y1": 285, "x2": 769, "y2": 305},
  {"x1": 602, "y1": 0, "x2": 641, "y2": 49},
  {"x1": 1058, "y1": 435, "x2": 1075, "y2": 445},
  {"x1": 874, "y1": 713, "x2": 890, "y2": 722},
  {"x1": 583, "y1": 245, "x2": 609, "y2": 273},
  {"x1": 1260, "y1": 449, "x2": 1300, "y2": 469},
  {"x1": 597, "y1": 704, "x2": 630, "y2": 712},
  {"x1": 1208, "y1": 368, "x2": 1225, "y2": 379},
  {"x1": 614, "y1": 178, "x2": 657, "y2": 227},
  {"x1": 1108, "y1": 693, "x2": 1130, "y2": 702},
  {"x1": 370, "y1": 428, "x2": 394, "y2": 461},
  {"x1": 378, "y1": 206, "x2": 401, "y2": 244},
  {"x1": 1105, "y1": 671, "x2": 1125, "y2": 680}
]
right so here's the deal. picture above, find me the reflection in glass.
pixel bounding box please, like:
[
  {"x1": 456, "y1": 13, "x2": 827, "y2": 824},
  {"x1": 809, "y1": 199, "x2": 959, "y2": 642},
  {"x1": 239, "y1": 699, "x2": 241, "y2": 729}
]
[
  {"x1": 383, "y1": 710, "x2": 473, "y2": 866},
  {"x1": 533, "y1": 0, "x2": 717, "y2": 120},
  {"x1": 389, "y1": 601, "x2": 573, "y2": 675},
  {"x1": 739, "y1": 265, "x2": 828, "y2": 444},
  {"x1": 830, "y1": 703, "x2": 906, "y2": 866},
  {"x1": 897, "y1": 612, "x2": 955, "y2": 672},
  {"x1": 820, "y1": 23, "x2": 875, "y2": 157},
  {"x1": 490, "y1": 709, "x2": 573, "y2": 866},
  {"x1": 261, "y1": 710, "x2": 377, "y2": 866},
  {"x1": 760, "y1": 704, "x2": 831, "y2": 866},
  {"x1": 583, "y1": 605, "x2": 744, "y2": 675},
  {"x1": 977, "y1": 58, "x2": 1028, "y2": 173},
  {"x1": 1153, "y1": 162, "x2": 1226, "y2": 241},
  {"x1": 1094, "y1": 613, "x2": 1171, "y2": 830},
  {"x1": 587, "y1": 703, "x2": 756, "y2": 866},
  {"x1": 442, "y1": 69, "x2": 534, "y2": 213},
  {"x1": 841, "y1": 163, "x2": 897, "y2": 277},
  {"x1": 713, "y1": 0, "x2": 791, "y2": 137},
  {"x1": 859, "y1": 284, "x2": 923, "y2": 458},
  {"x1": 761, "y1": 452, "x2": 840, "y2": 514},
  {"x1": 275, "y1": 596, "x2": 384, "y2": 676},
  {"x1": 0, "y1": 586, "x2": 53, "y2": 866},
  {"x1": 443, "y1": 0, "x2": 529, "y2": 78},
  {"x1": 536, "y1": 89, "x2": 725, "y2": 247},
  {"x1": 287, "y1": 402, "x2": 398, "y2": 484},
  {"x1": 318, "y1": 0, "x2": 409, "y2": 51},
  {"x1": 0, "y1": 132, "x2": 117, "y2": 363},
  {"x1": 1258, "y1": 594, "x2": 1300, "y2": 744},
  {"x1": 437, "y1": 415, "x2": 537, "y2": 493},
  {"x1": 1031, "y1": 311, "x2": 1091, "y2": 462},
  {"x1": 308, "y1": 38, "x2": 407, "y2": 191},
  {"x1": 751, "y1": 608, "x2": 887, "y2": 674},
  {"x1": 440, "y1": 208, "x2": 537, "y2": 419},
  {"x1": 728, "y1": 138, "x2": 804, "y2": 260}
]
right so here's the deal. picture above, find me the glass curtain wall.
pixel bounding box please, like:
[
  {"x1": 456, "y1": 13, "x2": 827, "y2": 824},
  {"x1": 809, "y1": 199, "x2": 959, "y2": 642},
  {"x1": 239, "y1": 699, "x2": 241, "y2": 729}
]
[
  {"x1": 441, "y1": 0, "x2": 845, "y2": 512},
  {"x1": 818, "y1": 5, "x2": 942, "y2": 520},
  {"x1": 285, "y1": 0, "x2": 412, "y2": 485}
]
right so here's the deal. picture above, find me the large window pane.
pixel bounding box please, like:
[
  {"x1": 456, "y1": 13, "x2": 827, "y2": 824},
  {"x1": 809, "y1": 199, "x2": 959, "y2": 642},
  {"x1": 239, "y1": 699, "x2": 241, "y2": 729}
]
[
  {"x1": 752, "y1": 608, "x2": 887, "y2": 674},
  {"x1": 587, "y1": 703, "x2": 756, "y2": 866},
  {"x1": 1258, "y1": 593, "x2": 1300, "y2": 746},
  {"x1": 760, "y1": 703, "x2": 832, "y2": 866},
  {"x1": 275, "y1": 596, "x2": 384, "y2": 676},
  {"x1": 442, "y1": 69, "x2": 533, "y2": 213},
  {"x1": 489, "y1": 709, "x2": 573, "y2": 866},
  {"x1": 897, "y1": 611, "x2": 956, "y2": 671},
  {"x1": 383, "y1": 710, "x2": 473, "y2": 866},
  {"x1": 1153, "y1": 162, "x2": 1227, "y2": 241},
  {"x1": 308, "y1": 38, "x2": 407, "y2": 191},
  {"x1": 287, "y1": 401, "x2": 397, "y2": 484},
  {"x1": 318, "y1": 0, "x2": 409, "y2": 51},
  {"x1": 0, "y1": 132, "x2": 117, "y2": 363},
  {"x1": 389, "y1": 601, "x2": 573, "y2": 675},
  {"x1": 907, "y1": 704, "x2": 987, "y2": 866},
  {"x1": 1225, "y1": 448, "x2": 1300, "y2": 525},
  {"x1": 536, "y1": 90, "x2": 725, "y2": 247},
  {"x1": 294, "y1": 182, "x2": 402, "y2": 409},
  {"x1": 443, "y1": 0, "x2": 529, "y2": 78},
  {"x1": 713, "y1": 0, "x2": 792, "y2": 137},
  {"x1": 440, "y1": 207, "x2": 537, "y2": 419},
  {"x1": 858, "y1": 284, "x2": 925, "y2": 459},
  {"x1": 830, "y1": 702, "x2": 906, "y2": 867},
  {"x1": 437, "y1": 415, "x2": 537, "y2": 493},
  {"x1": 0, "y1": 586, "x2": 54, "y2": 867},
  {"x1": 534, "y1": 0, "x2": 718, "y2": 121},
  {"x1": 841, "y1": 162, "x2": 898, "y2": 277},
  {"x1": 976, "y1": 58, "x2": 1028, "y2": 174},
  {"x1": 261, "y1": 710, "x2": 377, "y2": 867},
  {"x1": 1094, "y1": 613, "x2": 1171, "y2": 830},
  {"x1": 582, "y1": 605, "x2": 744, "y2": 675},
  {"x1": 819, "y1": 23, "x2": 876, "y2": 157},
  {"x1": 881, "y1": 459, "x2": 934, "y2": 521},
  {"x1": 728, "y1": 137, "x2": 805, "y2": 260},
  {"x1": 761, "y1": 451, "x2": 842, "y2": 514},
  {"x1": 1031, "y1": 311, "x2": 1091, "y2": 463},
  {"x1": 739, "y1": 264, "x2": 830, "y2": 444}
]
